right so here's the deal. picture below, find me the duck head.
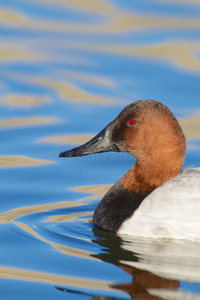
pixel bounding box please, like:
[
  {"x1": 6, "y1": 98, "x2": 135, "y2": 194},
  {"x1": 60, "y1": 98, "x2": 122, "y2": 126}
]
[{"x1": 59, "y1": 100, "x2": 186, "y2": 191}]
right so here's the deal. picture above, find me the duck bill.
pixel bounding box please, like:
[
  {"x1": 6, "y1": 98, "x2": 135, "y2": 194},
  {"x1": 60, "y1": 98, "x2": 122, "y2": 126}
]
[{"x1": 59, "y1": 121, "x2": 119, "y2": 158}]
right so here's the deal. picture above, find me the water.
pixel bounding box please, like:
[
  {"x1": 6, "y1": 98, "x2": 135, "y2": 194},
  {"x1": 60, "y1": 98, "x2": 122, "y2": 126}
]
[{"x1": 1, "y1": 0, "x2": 200, "y2": 299}]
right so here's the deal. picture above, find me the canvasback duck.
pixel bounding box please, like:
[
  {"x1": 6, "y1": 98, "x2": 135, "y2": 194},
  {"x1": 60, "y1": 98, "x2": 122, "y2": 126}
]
[{"x1": 59, "y1": 100, "x2": 200, "y2": 240}]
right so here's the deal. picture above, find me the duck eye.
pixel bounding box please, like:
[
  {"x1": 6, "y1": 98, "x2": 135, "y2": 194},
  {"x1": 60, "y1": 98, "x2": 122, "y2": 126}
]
[{"x1": 128, "y1": 119, "x2": 136, "y2": 126}]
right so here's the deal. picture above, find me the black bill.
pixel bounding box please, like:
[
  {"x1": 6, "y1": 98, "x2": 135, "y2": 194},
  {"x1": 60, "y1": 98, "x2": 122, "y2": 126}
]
[{"x1": 59, "y1": 121, "x2": 119, "y2": 158}]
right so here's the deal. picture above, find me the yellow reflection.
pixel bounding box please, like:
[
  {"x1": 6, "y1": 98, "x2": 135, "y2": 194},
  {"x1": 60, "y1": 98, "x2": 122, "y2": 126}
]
[
  {"x1": 2, "y1": 6, "x2": 200, "y2": 34},
  {"x1": 106, "y1": 12, "x2": 200, "y2": 33},
  {"x1": 0, "y1": 184, "x2": 110, "y2": 224},
  {"x1": 43, "y1": 0, "x2": 113, "y2": 16},
  {"x1": 6, "y1": 186, "x2": 111, "y2": 259},
  {"x1": 0, "y1": 184, "x2": 109, "y2": 223},
  {"x1": 33, "y1": 78, "x2": 116, "y2": 105},
  {"x1": 0, "y1": 200, "x2": 83, "y2": 223},
  {"x1": 44, "y1": 184, "x2": 111, "y2": 223},
  {"x1": 37, "y1": 134, "x2": 94, "y2": 145},
  {"x1": 0, "y1": 155, "x2": 55, "y2": 168},
  {"x1": 0, "y1": 265, "x2": 114, "y2": 292},
  {"x1": 81, "y1": 41, "x2": 200, "y2": 72},
  {"x1": 1, "y1": 6, "x2": 200, "y2": 72},
  {"x1": 0, "y1": 116, "x2": 61, "y2": 128},
  {"x1": 0, "y1": 45, "x2": 42, "y2": 62},
  {"x1": 0, "y1": 9, "x2": 28, "y2": 25},
  {"x1": 15, "y1": 221, "x2": 97, "y2": 261},
  {"x1": 46, "y1": 211, "x2": 91, "y2": 223},
  {"x1": 179, "y1": 113, "x2": 200, "y2": 140},
  {"x1": 71, "y1": 184, "x2": 111, "y2": 199},
  {"x1": 60, "y1": 70, "x2": 115, "y2": 88},
  {"x1": 4, "y1": 94, "x2": 51, "y2": 108},
  {"x1": 161, "y1": 0, "x2": 200, "y2": 6}
]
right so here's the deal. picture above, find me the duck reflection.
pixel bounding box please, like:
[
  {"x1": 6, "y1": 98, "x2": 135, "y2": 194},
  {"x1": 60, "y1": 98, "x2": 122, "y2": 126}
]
[
  {"x1": 92, "y1": 228, "x2": 179, "y2": 300},
  {"x1": 57, "y1": 227, "x2": 179, "y2": 300}
]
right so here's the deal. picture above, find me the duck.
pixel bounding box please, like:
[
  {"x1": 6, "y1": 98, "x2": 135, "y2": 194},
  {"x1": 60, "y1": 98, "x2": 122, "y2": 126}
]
[{"x1": 59, "y1": 100, "x2": 200, "y2": 240}]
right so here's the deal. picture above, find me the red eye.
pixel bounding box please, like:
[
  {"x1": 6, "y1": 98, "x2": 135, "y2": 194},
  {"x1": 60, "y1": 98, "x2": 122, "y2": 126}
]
[{"x1": 128, "y1": 119, "x2": 136, "y2": 126}]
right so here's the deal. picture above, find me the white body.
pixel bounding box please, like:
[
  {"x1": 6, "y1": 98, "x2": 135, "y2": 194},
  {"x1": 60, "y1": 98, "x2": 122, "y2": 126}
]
[{"x1": 119, "y1": 168, "x2": 200, "y2": 240}]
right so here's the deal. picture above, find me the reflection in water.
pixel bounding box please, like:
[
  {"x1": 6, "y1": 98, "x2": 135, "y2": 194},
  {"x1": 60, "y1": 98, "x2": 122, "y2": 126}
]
[
  {"x1": 3, "y1": 94, "x2": 51, "y2": 108},
  {"x1": 0, "y1": 44, "x2": 42, "y2": 62},
  {"x1": 0, "y1": 266, "x2": 114, "y2": 294},
  {"x1": 0, "y1": 184, "x2": 98, "y2": 223},
  {"x1": 0, "y1": 155, "x2": 55, "y2": 168},
  {"x1": 15, "y1": 221, "x2": 97, "y2": 261},
  {"x1": 37, "y1": 134, "x2": 95, "y2": 145},
  {"x1": 65, "y1": 41, "x2": 200, "y2": 72},
  {"x1": 71, "y1": 184, "x2": 112, "y2": 199},
  {"x1": 0, "y1": 116, "x2": 61, "y2": 129},
  {"x1": 91, "y1": 228, "x2": 179, "y2": 300},
  {"x1": 1, "y1": 1, "x2": 200, "y2": 73},
  {"x1": 1, "y1": 183, "x2": 200, "y2": 298},
  {"x1": 179, "y1": 113, "x2": 200, "y2": 139},
  {"x1": 2, "y1": 4, "x2": 200, "y2": 34},
  {"x1": 57, "y1": 228, "x2": 181, "y2": 300},
  {"x1": 59, "y1": 70, "x2": 115, "y2": 88},
  {"x1": 1, "y1": 0, "x2": 200, "y2": 298},
  {"x1": 44, "y1": 0, "x2": 113, "y2": 15},
  {"x1": 33, "y1": 78, "x2": 116, "y2": 105}
]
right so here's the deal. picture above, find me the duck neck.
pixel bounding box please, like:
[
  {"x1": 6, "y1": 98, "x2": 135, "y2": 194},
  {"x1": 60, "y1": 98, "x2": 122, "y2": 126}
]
[{"x1": 121, "y1": 149, "x2": 185, "y2": 192}]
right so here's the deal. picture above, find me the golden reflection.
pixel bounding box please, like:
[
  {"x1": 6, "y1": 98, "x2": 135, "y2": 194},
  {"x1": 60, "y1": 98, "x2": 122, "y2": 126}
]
[
  {"x1": 80, "y1": 41, "x2": 200, "y2": 72},
  {"x1": 0, "y1": 155, "x2": 54, "y2": 168},
  {"x1": 0, "y1": 200, "x2": 83, "y2": 224},
  {"x1": 45, "y1": 212, "x2": 91, "y2": 223},
  {"x1": 14, "y1": 38, "x2": 200, "y2": 72},
  {"x1": 0, "y1": 116, "x2": 61, "y2": 129},
  {"x1": 0, "y1": 184, "x2": 110, "y2": 224},
  {"x1": 106, "y1": 12, "x2": 200, "y2": 33},
  {"x1": 0, "y1": 45, "x2": 42, "y2": 62},
  {"x1": 43, "y1": 184, "x2": 111, "y2": 223},
  {"x1": 4, "y1": 94, "x2": 51, "y2": 108},
  {"x1": 15, "y1": 221, "x2": 97, "y2": 261},
  {"x1": 1, "y1": 6, "x2": 200, "y2": 72},
  {"x1": 161, "y1": 0, "x2": 200, "y2": 6},
  {"x1": 0, "y1": 9, "x2": 28, "y2": 25},
  {"x1": 37, "y1": 134, "x2": 95, "y2": 145},
  {"x1": 60, "y1": 70, "x2": 115, "y2": 88},
  {"x1": 71, "y1": 184, "x2": 111, "y2": 198},
  {"x1": 179, "y1": 114, "x2": 200, "y2": 140},
  {"x1": 33, "y1": 78, "x2": 116, "y2": 105},
  {"x1": 1, "y1": 6, "x2": 200, "y2": 34},
  {"x1": 0, "y1": 266, "x2": 114, "y2": 292},
  {"x1": 42, "y1": 0, "x2": 113, "y2": 16}
]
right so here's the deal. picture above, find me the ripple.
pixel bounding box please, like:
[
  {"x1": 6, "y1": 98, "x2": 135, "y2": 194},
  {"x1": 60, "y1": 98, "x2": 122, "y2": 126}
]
[
  {"x1": 0, "y1": 116, "x2": 61, "y2": 129},
  {"x1": 0, "y1": 155, "x2": 55, "y2": 169},
  {"x1": 3, "y1": 94, "x2": 52, "y2": 108},
  {"x1": 32, "y1": 78, "x2": 116, "y2": 105},
  {"x1": 37, "y1": 134, "x2": 95, "y2": 145}
]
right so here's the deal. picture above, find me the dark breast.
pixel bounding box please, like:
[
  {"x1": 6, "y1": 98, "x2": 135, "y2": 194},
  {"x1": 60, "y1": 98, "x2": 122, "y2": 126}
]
[{"x1": 92, "y1": 180, "x2": 151, "y2": 233}]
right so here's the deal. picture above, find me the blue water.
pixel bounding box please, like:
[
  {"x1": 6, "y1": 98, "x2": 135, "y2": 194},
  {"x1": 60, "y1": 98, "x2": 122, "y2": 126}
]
[{"x1": 1, "y1": 0, "x2": 200, "y2": 299}]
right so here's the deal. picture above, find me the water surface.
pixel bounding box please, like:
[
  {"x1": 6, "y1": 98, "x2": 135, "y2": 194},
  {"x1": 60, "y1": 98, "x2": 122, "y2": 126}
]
[{"x1": 1, "y1": 0, "x2": 200, "y2": 299}]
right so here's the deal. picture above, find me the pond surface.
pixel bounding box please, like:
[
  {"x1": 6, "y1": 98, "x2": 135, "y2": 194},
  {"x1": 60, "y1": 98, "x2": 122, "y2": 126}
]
[{"x1": 1, "y1": 0, "x2": 200, "y2": 299}]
